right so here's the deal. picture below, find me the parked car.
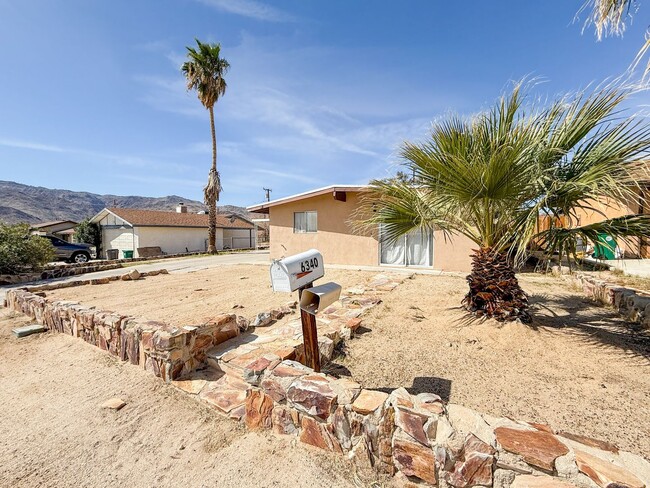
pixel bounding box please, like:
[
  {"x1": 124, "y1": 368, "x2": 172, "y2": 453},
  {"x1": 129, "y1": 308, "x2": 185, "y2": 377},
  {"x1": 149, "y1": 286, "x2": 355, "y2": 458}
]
[{"x1": 42, "y1": 235, "x2": 97, "y2": 263}]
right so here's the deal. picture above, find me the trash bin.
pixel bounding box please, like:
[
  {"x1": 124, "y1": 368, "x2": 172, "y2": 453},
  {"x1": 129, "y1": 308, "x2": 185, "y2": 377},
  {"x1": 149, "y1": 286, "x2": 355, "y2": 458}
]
[
  {"x1": 593, "y1": 233, "x2": 617, "y2": 260},
  {"x1": 122, "y1": 250, "x2": 134, "y2": 259},
  {"x1": 106, "y1": 249, "x2": 119, "y2": 260}
]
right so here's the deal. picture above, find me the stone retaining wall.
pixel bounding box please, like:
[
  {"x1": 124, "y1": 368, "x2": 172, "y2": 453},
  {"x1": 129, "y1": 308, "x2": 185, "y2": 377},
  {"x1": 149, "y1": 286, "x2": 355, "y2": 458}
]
[
  {"x1": 571, "y1": 273, "x2": 650, "y2": 329},
  {"x1": 235, "y1": 361, "x2": 649, "y2": 488},
  {"x1": 0, "y1": 250, "x2": 209, "y2": 285},
  {"x1": 5, "y1": 287, "x2": 244, "y2": 381}
]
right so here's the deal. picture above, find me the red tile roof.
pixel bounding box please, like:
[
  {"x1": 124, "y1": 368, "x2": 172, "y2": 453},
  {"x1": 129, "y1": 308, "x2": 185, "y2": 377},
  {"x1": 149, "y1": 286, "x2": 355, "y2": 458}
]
[{"x1": 107, "y1": 208, "x2": 253, "y2": 229}]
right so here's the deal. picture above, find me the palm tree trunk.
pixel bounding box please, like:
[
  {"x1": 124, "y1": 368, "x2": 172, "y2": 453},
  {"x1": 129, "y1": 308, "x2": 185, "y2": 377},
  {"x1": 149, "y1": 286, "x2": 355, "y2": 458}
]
[
  {"x1": 207, "y1": 105, "x2": 218, "y2": 254},
  {"x1": 462, "y1": 248, "x2": 531, "y2": 323}
]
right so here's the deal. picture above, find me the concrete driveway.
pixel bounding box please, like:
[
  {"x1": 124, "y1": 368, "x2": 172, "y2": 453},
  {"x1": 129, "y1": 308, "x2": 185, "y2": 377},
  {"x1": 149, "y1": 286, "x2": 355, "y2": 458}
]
[{"x1": 1, "y1": 251, "x2": 270, "y2": 301}]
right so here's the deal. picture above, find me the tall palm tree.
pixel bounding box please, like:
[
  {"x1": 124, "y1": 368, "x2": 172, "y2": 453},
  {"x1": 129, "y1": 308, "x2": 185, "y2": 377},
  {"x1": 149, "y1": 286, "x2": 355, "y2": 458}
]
[
  {"x1": 182, "y1": 39, "x2": 230, "y2": 253},
  {"x1": 360, "y1": 82, "x2": 650, "y2": 323}
]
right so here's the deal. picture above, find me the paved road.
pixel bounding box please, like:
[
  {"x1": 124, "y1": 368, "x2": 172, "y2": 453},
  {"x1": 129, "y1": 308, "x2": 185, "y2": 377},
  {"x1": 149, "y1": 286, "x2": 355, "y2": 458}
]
[{"x1": 1, "y1": 251, "x2": 270, "y2": 301}]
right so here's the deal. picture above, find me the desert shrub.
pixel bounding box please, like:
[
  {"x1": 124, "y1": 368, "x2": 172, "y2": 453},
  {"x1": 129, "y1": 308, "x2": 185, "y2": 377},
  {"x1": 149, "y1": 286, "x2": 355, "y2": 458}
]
[
  {"x1": 0, "y1": 223, "x2": 55, "y2": 274},
  {"x1": 75, "y1": 218, "x2": 101, "y2": 247}
]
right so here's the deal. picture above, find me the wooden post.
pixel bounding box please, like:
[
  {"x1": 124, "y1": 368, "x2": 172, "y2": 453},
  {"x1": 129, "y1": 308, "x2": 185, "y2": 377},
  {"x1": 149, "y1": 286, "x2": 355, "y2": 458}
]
[{"x1": 298, "y1": 283, "x2": 320, "y2": 372}]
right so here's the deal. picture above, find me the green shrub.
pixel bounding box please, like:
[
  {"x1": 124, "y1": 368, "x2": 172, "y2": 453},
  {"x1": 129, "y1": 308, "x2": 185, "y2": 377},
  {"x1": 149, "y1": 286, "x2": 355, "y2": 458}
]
[
  {"x1": 75, "y1": 218, "x2": 101, "y2": 248},
  {"x1": 0, "y1": 223, "x2": 55, "y2": 274}
]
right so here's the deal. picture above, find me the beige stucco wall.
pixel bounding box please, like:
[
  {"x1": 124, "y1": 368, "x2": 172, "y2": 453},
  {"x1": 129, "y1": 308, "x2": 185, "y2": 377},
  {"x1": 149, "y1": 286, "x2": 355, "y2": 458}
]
[
  {"x1": 223, "y1": 228, "x2": 254, "y2": 249},
  {"x1": 433, "y1": 231, "x2": 474, "y2": 273},
  {"x1": 99, "y1": 214, "x2": 136, "y2": 258},
  {"x1": 267, "y1": 191, "x2": 474, "y2": 272},
  {"x1": 136, "y1": 227, "x2": 211, "y2": 255},
  {"x1": 269, "y1": 192, "x2": 379, "y2": 266},
  {"x1": 103, "y1": 228, "x2": 136, "y2": 259}
]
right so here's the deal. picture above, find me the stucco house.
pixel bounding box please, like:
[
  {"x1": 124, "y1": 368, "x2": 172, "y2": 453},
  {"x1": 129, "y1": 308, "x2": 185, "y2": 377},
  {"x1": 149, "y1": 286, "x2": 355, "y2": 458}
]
[
  {"x1": 91, "y1": 204, "x2": 255, "y2": 259},
  {"x1": 247, "y1": 185, "x2": 475, "y2": 272}
]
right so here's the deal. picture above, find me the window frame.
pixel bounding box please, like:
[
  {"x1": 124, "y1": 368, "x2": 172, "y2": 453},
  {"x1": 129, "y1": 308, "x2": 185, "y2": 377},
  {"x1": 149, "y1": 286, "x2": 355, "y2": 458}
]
[{"x1": 293, "y1": 211, "x2": 318, "y2": 234}]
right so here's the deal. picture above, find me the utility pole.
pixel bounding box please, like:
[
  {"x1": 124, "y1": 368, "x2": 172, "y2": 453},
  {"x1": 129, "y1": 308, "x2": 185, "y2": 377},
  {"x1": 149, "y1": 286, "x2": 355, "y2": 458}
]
[{"x1": 263, "y1": 187, "x2": 272, "y2": 202}]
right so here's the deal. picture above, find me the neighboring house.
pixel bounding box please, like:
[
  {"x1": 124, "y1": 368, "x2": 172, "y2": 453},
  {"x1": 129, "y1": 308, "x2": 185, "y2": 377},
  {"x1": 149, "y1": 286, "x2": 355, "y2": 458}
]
[
  {"x1": 247, "y1": 185, "x2": 475, "y2": 272},
  {"x1": 537, "y1": 189, "x2": 650, "y2": 259},
  {"x1": 31, "y1": 220, "x2": 78, "y2": 243},
  {"x1": 573, "y1": 193, "x2": 650, "y2": 258},
  {"x1": 90, "y1": 204, "x2": 254, "y2": 259}
]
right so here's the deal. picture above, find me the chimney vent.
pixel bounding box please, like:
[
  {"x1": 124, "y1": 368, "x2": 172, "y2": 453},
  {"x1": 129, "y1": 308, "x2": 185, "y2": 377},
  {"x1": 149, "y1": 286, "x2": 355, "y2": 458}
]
[{"x1": 176, "y1": 203, "x2": 187, "y2": 213}]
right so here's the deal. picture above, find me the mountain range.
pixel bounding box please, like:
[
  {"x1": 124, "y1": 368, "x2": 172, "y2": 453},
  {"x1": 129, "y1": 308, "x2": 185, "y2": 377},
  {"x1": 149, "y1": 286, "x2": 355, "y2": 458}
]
[{"x1": 0, "y1": 180, "x2": 253, "y2": 224}]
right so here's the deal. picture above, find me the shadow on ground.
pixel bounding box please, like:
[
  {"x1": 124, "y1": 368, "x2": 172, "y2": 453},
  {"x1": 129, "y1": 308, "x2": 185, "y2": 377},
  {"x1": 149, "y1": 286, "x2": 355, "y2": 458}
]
[
  {"x1": 448, "y1": 291, "x2": 650, "y2": 361},
  {"x1": 370, "y1": 377, "x2": 453, "y2": 401},
  {"x1": 528, "y1": 293, "x2": 650, "y2": 360}
]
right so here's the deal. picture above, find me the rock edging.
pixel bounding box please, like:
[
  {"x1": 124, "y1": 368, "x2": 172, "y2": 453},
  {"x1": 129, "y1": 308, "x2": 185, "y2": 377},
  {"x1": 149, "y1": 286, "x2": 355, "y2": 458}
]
[{"x1": 571, "y1": 273, "x2": 650, "y2": 329}]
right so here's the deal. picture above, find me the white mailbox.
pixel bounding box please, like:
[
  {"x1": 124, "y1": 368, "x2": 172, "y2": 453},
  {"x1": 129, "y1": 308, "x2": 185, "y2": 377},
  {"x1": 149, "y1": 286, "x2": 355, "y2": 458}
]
[
  {"x1": 270, "y1": 249, "x2": 325, "y2": 292},
  {"x1": 299, "y1": 282, "x2": 342, "y2": 314}
]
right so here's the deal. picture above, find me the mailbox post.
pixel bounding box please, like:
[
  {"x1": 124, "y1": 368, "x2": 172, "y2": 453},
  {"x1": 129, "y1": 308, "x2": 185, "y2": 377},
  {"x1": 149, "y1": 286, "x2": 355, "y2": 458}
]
[
  {"x1": 270, "y1": 249, "x2": 341, "y2": 373},
  {"x1": 298, "y1": 283, "x2": 319, "y2": 372}
]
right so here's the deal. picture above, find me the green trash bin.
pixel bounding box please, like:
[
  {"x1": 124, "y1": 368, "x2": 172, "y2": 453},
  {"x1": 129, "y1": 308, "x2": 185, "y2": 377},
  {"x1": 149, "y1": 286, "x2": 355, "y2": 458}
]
[
  {"x1": 122, "y1": 250, "x2": 134, "y2": 259},
  {"x1": 593, "y1": 233, "x2": 617, "y2": 260}
]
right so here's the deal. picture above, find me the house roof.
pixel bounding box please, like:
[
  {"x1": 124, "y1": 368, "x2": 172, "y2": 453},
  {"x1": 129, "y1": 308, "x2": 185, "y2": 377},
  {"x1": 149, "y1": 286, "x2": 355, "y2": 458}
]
[
  {"x1": 31, "y1": 220, "x2": 78, "y2": 229},
  {"x1": 92, "y1": 207, "x2": 253, "y2": 229},
  {"x1": 246, "y1": 185, "x2": 368, "y2": 213}
]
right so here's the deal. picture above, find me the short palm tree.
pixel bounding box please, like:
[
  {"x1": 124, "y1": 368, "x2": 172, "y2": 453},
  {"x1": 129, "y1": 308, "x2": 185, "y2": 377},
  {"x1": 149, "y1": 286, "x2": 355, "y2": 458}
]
[
  {"x1": 182, "y1": 39, "x2": 230, "y2": 253},
  {"x1": 360, "y1": 82, "x2": 650, "y2": 323}
]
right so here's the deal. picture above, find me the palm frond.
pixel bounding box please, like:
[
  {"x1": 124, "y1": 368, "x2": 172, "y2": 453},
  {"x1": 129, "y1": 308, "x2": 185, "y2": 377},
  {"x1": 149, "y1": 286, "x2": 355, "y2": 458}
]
[
  {"x1": 204, "y1": 167, "x2": 222, "y2": 205},
  {"x1": 579, "y1": 0, "x2": 636, "y2": 39},
  {"x1": 181, "y1": 39, "x2": 229, "y2": 109}
]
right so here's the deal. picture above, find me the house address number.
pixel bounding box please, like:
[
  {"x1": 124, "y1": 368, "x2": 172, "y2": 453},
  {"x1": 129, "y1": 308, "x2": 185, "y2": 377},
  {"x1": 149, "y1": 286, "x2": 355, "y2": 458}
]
[{"x1": 300, "y1": 257, "x2": 319, "y2": 273}]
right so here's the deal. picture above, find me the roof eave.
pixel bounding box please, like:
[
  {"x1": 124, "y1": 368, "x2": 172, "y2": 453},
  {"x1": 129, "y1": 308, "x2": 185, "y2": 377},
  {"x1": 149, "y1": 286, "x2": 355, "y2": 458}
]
[{"x1": 247, "y1": 184, "x2": 368, "y2": 212}]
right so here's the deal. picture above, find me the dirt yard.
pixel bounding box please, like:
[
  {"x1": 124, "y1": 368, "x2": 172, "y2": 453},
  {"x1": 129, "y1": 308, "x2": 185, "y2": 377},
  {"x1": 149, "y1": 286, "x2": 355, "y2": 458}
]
[
  {"x1": 0, "y1": 308, "x2": 385, "y2": 488},
  {"x1": 44, "y1": 265, "x2": 377, "y2": 325},
  {"x1": 36, "y1": 265, "x2": 650, "y2": 460},
  {"x1": 341, "y1": 272, "x2": 650, "y2": 459}
]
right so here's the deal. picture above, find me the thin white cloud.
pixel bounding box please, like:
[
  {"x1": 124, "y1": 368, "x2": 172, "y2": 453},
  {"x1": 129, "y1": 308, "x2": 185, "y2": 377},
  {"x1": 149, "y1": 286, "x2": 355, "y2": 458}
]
[
  {"x1": 134, "y1": 75, "x2": 205, "y2": 118},
  {"x1": 0, "y1": 136, "x2": 191, "y2": 172},
  {"x1": 252, "y1": 168, "x2": 320, "y2": 184},
  {"x1": 195, "y1": 0, "x2": 295, "y2": 22},
  {"x1": 0, "y1": 138, "x2": 66, "y2": 153}
]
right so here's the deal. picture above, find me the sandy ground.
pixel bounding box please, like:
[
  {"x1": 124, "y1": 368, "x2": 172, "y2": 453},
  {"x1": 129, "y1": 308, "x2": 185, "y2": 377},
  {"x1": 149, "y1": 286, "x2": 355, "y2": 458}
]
[
  {"x1": 0, "y1": 308, "x2": 388, "y2": 488},
  {"x1": 44, "y1": 265, "x2": 377, "y2": 325},
  {"x1": 340, "y1": 272, "x2": 650, "y2": 459}
]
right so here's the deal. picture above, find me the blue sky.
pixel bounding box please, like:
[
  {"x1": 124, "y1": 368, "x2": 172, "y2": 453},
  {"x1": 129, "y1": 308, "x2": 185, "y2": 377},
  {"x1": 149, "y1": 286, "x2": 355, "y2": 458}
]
[{"x1": 1, "y1": 0, "x2": 649, "y2": 207}]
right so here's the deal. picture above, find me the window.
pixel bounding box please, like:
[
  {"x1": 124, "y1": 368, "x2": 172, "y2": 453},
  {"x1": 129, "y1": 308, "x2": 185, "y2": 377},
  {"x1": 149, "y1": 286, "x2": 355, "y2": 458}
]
[{"x1": 294, "y1": 211, "x2": 317, "y2": 233}]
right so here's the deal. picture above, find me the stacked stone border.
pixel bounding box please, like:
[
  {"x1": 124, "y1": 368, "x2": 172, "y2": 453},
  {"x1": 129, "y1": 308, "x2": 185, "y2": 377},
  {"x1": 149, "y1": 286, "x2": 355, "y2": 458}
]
[
  {"x1": 570, "y1": 272, "x2": 650, "y2": 329},
  {"x1": 4, "y1": 278, "x2": 649, "y2": 487},
  {"x1": 0, "y1": 250, "x2": 211, "y2": 285},
  {"x1": 3, "y1": 269, "x2": 296, "y2": 382}
]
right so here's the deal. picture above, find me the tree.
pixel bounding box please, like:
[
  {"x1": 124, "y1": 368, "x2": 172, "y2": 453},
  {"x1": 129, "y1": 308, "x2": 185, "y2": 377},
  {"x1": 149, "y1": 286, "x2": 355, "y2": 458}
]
[
  {"x1": 182, "y1": 39, "x2": 230, "y2": 253},
  {"x1": 0, "y1": 223, "x2": 55, "y2": 274},
  {"x1": 360, "y1": 82, "x2": 650, "y2": 323},
  {"x1": 75, "y1": 219, "x2": 101, "y2": 248}
]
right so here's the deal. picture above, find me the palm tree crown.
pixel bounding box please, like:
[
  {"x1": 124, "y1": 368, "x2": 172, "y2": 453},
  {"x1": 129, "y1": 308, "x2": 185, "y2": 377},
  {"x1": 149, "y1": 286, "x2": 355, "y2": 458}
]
[
  {"x1": 182, "y1": 39, "x2": 229, "y2": 110},
  {"x1": 361, "y1": 82, "x2": 650, "y2": 322}
]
